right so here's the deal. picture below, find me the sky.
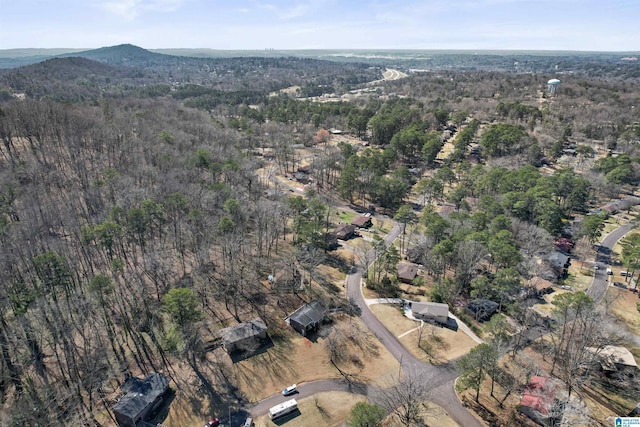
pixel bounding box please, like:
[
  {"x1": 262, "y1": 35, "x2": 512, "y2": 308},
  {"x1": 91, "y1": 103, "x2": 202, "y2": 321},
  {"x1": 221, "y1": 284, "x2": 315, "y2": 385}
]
[{"x1": 1, "y1": 0, "x2": 639, "y2": 51}]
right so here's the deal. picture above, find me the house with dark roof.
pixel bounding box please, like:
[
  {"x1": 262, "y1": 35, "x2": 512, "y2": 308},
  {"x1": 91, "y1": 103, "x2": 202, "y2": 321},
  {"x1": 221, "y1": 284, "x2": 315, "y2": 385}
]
[
  {"x1": 288, "y1": 301, "x2": 326, "y2": 336},
  {"x1": 351, "y1": 215, "x2": 373, "y2": 228},
  {"x1": 335, "y1": 223, "x2": 356, "y2": 240},
  {"x1": 112, "y1": 373, "x2": 170, "y2": 427},
  {"x1": 219, "y1": 318, "x2": 268, "y2": 354},
  {"x1": 397, "y1": 262, "x2": 419, "y2": 284},
  {"x1": 466, "y1": 299, "x2": 499, "y2": 322},
  {"x1": 410, "y1": 301, "x2": 449, "y2": 325}
]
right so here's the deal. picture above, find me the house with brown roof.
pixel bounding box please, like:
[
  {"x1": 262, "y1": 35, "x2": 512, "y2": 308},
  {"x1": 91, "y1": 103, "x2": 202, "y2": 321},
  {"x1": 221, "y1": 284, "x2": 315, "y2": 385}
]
[
  {"x1": 397, "y1": 262, "x2": 419, "y2": 284},
  {"x1": 335, "y1": 223, "x2": 356, "y2": 240},
  {"x1": 351, "y1": 215, "x2": 373, "y2": 228}
]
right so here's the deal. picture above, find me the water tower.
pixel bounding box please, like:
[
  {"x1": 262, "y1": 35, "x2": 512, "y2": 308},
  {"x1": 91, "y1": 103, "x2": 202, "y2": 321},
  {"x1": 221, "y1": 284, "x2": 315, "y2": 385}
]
[{"x1": 547, "y1": 78, "x2": 561, "y2": 95}]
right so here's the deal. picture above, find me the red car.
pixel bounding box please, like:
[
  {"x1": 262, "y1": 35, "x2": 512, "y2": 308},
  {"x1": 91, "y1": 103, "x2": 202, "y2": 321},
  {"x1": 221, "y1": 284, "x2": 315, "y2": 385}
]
[{"x1": 204, "y1": 418, "x2": 220, "y2": 427}]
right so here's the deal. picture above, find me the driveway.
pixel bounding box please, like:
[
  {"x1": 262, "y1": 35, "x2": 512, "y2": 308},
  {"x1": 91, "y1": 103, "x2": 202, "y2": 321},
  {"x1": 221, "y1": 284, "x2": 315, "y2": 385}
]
[
  {"x1": 587, "y1": 221, "x2": 636, "y2": 301},
  {"x1": 249, "y1": 379, "x2": 366, "y2": 417},
  {"x1": 345, "y1": 220, "x2": 484, "y2": 427}
]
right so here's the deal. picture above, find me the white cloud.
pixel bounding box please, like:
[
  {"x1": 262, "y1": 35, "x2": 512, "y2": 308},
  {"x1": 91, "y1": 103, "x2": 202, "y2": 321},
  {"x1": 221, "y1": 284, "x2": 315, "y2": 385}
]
[{"x1": 99, "y1": 0, "x2": 186, "y2": 21}]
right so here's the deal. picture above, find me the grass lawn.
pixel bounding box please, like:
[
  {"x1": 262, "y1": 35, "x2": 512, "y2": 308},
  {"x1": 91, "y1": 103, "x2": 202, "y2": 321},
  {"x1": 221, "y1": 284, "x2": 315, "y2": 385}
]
[
  {"x1": 373, "y1": 217, "x2": 391, "y2": 234},
  {"x1": 161, "y1": 316, "x2": 398, "y2": 427},
  {"x1": 564, "y1": 263, "x2": 593, "y2": 292},
  {"x1": 337, "y1": 210, "x2": 356, "y2": 223},
  {"x1": 231, "y1": 316, "x2": 398, "y2": 403},
  {"x1": 607, "y1": 286, "x2": 640, "y2": 336},
  {"x1": 254, "y1": 392, "x2": 365, "y2": 427},
  {"x1": 252, "y1": 391, "x2": 459, "y2": 427},
  {"x1": 370, "y1": 304, "x2": 478, "y2": 364}
]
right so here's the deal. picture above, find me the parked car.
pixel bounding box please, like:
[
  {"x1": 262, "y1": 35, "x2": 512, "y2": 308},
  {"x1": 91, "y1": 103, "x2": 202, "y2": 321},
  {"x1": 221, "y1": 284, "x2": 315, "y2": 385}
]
[
  {"x1": 244, "y1": 417, "x2": 254, "y2": 427},
  {"x1": 606, "y1": 268, "x2": 613, "y2": 275},
  {"x1": 204, "y1": 418, "x2": 220, "y2": 427},
  {"x1": 613, "y1": 282, "x2": 627, "y2": 289},
  {"x1": 620, "y1": 271, "x2": 630, "y2": 277},
  {"x1": 282, "y1": 384, "x2": 297, "y2": 396},
  {"x1": 594, "y1": 265, "x2": 600, "y2": 270}
]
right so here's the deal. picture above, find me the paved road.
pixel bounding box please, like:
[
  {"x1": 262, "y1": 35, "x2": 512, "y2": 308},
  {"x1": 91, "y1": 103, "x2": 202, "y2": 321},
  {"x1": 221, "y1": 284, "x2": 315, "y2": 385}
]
[
  {"x1": 249, "y1": 379, "x2": 367, "y2": 417},
  {"x1": 588, "y1": 222, "x2": 636, "y2": 301},
  {"x1": 345, "y1": 223, "x2": 484, "y2": 427}
]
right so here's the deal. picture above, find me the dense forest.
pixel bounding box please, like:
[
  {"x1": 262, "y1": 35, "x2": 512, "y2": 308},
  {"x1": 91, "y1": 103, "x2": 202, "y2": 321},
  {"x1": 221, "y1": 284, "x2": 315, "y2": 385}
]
[{"x1": 0, "y1": 45, "x2": 639, "y2": 426}]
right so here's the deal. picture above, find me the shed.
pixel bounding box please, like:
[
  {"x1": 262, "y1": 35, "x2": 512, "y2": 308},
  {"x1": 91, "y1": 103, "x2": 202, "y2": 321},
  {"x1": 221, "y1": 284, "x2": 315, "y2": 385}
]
[
  {"x1": 288, "y1": 301, "x2": 326, "y2": 336},
  {"x1": 219, "y1": 318, "x2": 268, "y2": 354},
  {"x1": 112, "y1": 373, "x2": 170, "y2": 427},
  {"x1": 397, "y1": 262, "x2": 419, "y2": 284},
  {"x1": 411, "y1": 301, "x2": 449, "y2": 324}
]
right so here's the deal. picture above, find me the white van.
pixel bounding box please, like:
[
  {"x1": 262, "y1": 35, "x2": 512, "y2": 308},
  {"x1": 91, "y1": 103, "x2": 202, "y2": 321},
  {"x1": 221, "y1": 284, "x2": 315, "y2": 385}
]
[{"x1": 606, "y1": 268, "x2": 613, "y2": 275}]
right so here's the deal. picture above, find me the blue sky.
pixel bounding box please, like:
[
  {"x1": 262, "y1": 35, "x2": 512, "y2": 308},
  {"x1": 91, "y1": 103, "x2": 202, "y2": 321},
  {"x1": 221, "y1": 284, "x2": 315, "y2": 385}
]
[{"x1": 1, "y1": 0, "x2": 638, "y2": 51}]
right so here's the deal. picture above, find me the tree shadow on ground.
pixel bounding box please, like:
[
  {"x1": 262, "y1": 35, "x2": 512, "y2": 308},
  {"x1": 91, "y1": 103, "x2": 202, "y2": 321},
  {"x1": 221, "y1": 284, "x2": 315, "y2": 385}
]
[{"x1": 462, "y1": 395, "x2": 500, "y2": 426}]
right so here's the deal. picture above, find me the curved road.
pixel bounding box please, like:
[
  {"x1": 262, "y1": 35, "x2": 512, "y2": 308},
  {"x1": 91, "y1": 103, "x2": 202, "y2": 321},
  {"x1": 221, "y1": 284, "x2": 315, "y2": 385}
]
[
  {"x1": 250, "y1": 379, "x2": 367, "y2": 417},
  {"x1": 588, "y1": 221, "x2": 636, "y2": 301},
  {"x1": 344, "y1": 223, "x2": 484, "y2": 427}
]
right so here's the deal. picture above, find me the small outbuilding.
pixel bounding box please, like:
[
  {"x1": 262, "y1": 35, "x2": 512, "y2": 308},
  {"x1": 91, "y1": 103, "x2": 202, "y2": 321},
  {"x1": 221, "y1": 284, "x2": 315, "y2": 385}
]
[
  {"x1": 410, "y1": 301, "x2": 449, "y2": 325},
  {"x1": 219, "y1": 318, "x2": 268, "y2": 354},
  {"x1": 288, "y1": 300, "x2": 326, "y2": 336},
  {"x1": 112, "y1": 373, "x2": 170, "y2": 427}
]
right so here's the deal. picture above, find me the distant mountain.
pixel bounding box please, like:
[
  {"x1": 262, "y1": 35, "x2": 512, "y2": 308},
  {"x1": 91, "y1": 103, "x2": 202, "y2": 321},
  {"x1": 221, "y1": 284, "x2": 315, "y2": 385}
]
[{"x1": 65, "y1": 44, "x2": 165, "y2": 66}]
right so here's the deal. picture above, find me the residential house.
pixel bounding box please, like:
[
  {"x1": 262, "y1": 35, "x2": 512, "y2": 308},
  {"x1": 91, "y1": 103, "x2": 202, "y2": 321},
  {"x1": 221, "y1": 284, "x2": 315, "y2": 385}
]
[
  {"x1": 466, "y1": 299, "x2": 499, "y2": 322},
  {"x1": 397, "y1": 262, "x2": 419, "y2": 284},
  {"x1": 288, "y1": 300, "x2": 326, "y2": 336},
  {"x1": 112, "y1": 373, "x2": 170, "y2": 427},
  {"x1": 351, "y1": 215, "x2": 373, "y2": 229},
  {"x1": 219, "y1": 318, "x2": 268, "y2": 354},
  {"x1": 410, "y1": 301, "x2": 449, "y2": 325},
  {"x1": 519, "y1": 376, "x2": 561, "y2": 426},
  {"x1": 527, "y1": 277, "x2": 554, "y2": 296},
  {"x1": 589, "y1": 345, "x2": 638, "y2": 377},
  {"x1": 548, "y1": 250, "x2": 570, "y2": 278},
  {"x1": 335, "y1": 223, "x2": 356, "y2": 240}
]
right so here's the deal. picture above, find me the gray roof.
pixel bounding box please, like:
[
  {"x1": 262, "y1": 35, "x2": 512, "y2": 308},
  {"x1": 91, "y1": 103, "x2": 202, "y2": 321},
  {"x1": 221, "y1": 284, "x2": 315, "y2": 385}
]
[
  {"x1": 412, "y1": 301, "x2": 449, "y2": 318},
  {"x1": 548, "y1": 251, "x2": 570, "y2": 268},
  {"x1": 290, "y1": 301, "x2": 325, "y2": 327},
  {"x1": 397, "y1": 262, "x2": 418, "y2": 281},
  {"x1": 220, "y1": 318, "x2": 267, "y2": 345},
  {"x1": 112, "y1": 373, "x2": 169, "y2": 419}
]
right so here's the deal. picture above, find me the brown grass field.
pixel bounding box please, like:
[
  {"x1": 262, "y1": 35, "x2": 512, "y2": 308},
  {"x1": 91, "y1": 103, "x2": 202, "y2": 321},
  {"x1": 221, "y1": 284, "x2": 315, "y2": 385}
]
[{"x1": 370, "y1": 304, "x2": 478, "y2": 363}]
